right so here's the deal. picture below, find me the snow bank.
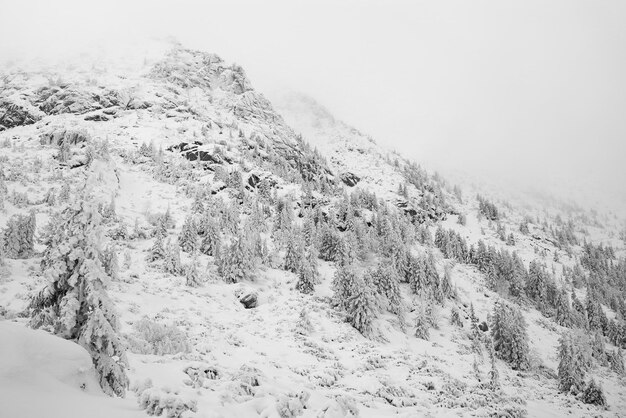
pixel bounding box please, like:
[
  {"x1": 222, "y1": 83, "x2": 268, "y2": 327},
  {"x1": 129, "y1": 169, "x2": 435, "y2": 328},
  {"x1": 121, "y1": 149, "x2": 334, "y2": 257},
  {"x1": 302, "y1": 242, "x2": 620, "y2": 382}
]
[{"x1": 0, "y1": 321, "x2": 141, "y2": 418}]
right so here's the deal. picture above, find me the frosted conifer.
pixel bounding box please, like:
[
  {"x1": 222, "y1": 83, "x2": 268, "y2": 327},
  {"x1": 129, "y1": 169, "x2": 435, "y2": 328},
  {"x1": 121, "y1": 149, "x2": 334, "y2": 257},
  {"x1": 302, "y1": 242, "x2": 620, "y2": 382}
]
[
  {"x1": 178, "y1": 215, "x2": 198, "y2": 253},
  {"x1": 29, "y1": 199, "x2": 128, "y2": 397}
]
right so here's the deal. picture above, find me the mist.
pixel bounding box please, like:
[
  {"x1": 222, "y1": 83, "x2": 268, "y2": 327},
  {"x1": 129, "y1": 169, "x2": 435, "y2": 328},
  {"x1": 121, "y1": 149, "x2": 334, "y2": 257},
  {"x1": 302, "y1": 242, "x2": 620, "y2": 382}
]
[{"x1": 2, "y1": 0, "x2": 625, "y2": 211}]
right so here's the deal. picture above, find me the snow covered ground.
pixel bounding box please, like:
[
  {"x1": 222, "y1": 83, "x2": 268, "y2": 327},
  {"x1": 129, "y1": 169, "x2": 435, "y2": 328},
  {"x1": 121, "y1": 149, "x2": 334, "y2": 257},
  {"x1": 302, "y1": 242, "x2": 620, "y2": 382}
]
[{"x1": 1, "y1": 41, "x2": 625, "y2": 418}]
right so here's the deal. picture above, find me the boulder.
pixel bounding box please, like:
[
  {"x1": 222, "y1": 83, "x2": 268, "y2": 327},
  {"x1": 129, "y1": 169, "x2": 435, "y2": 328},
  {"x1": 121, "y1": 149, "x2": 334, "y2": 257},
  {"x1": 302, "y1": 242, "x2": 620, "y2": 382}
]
[
  {"x1": 239, "y1": 292, "x2": 258, "y2": 309},
  {"x1": 340, "y1": 172, "x2": 360, "y2": 187}
]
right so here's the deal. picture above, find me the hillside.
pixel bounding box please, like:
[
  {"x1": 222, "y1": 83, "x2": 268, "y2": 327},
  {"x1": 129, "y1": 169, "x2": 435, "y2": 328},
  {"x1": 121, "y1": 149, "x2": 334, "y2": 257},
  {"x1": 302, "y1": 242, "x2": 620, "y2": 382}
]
[{"x1": 1, "y1": 42, "x2": 625, "y2": 418}]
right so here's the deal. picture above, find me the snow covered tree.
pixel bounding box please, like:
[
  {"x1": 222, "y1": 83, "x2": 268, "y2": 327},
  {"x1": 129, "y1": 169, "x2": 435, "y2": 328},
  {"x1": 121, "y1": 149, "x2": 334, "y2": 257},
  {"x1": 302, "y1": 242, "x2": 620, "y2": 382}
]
[
  {"x1": 296, "y1": 247, "x2": 319, "y2": 295},
  {"x1": 450, "y1": 306, "x2": 463, "y2": 328},
  {"x1": 2, "y1": 211, "x2": 36, "y2": 259},
  {"x1": 101, "y1": 244, "x2": 119, "y2": 281},
  {"x1": 178, "y1": 215, "x2": 198, "y2": 253},
  {"x1": 414, "y1": 303, "x2": 430, "y2": 340},
  {"x1": 164, "y1": 239, "x2": 184, "y2": 276},
  {"x1": 491, "y1": 300, "x2": 530, "y2": 370},
  {"x1": 337, "y1": 231, "x2": 358, "y2": 267},
  {"x1": 185, "y1": 253, "x2": 202, "y2": 287},
  {"x1": 557, "y1": 332, "x2": 586, "y2": 394},
  {"x1": 29, "y1": 199, "x2": 128, "y2": 397},
  {"x1": 368, "y1": 260, "x2": 402, "y2": 314},
  {"x1": 218, "y1": 233, "x2": 253, "y2": 283},
  {"x1": 284, "y1": 229, "x2": 304, "y2": 273},
  {"x1": 319, "y1": 225, "x2": 341, "y2": 262},
  {"x1": 608, "y1": 348, "x2": 625, "y2": 376},
  {"x1": 332, "y1": 265, "x2": 359, "y2": 311},
  {"x1": 147, "y1": 234, "x2": 166, "y2": 262},
  {"x1": 488, "y1": 342, "x2": 500, "y2": 391},
  {"x1": 190, "y1": 193, "x2": 204, "y2": 214},
  {"x1": 199, "y1": 217, "x2": 221, "y2": 257},
  {"x1": 346, "y1": 277, "x2": 377, "y2": 335},
  {"x1": 581, "y1": 380, "x2": 606, "y2": 406},
  {"x1": 555, "y1": 289, "x2": 573, "y2": 327}
]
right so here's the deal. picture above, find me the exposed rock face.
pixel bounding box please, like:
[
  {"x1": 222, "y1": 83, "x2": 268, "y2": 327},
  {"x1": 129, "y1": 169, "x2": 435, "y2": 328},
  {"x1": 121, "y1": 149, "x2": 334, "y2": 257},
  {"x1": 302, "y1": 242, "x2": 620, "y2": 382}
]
[
  {"x1": 166, "y1": 142, "x2": 233, "y2": 166},
  {"x1": 0, "y1": 100, "x2": 40, "y2": 129},
  {"x1": 34, "y1": 85, "x2": 120, "y2": 115},
  {"x1": 340, "y1": 172, "x2": 360, "y2": 187}
]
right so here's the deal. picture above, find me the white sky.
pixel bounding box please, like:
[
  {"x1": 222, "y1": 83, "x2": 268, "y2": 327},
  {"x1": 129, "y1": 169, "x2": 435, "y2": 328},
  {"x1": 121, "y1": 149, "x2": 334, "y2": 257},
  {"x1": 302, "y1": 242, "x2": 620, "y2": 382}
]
[{"x1": 2, "y1": 0, "x2": 625, "y2": 209}]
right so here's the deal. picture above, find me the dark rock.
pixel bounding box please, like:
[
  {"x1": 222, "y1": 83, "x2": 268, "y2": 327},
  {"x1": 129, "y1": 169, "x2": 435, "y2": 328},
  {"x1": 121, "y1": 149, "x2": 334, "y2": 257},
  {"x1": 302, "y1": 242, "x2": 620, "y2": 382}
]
[
  {"x1": 0, "y1": 101, "x2": 40, "y2": 129},
  {"x1": 340, "y1": 172, "x2": 360, "y2": 187},
  {"x1": 84, "y1": 113, "x2": 109, "y2": 122},
  {"x1": 40, "y1": 128, "x2": 90, "y2": 146},
  {"x1": 478, "y1": 321, "x2": 489, "y2": 332},
  {"x1": 240, "y1": 293, "x2": 258, "y2": 309},
  {"x1": 247, "y1": 173, "x2": 260, "y2": 188}
]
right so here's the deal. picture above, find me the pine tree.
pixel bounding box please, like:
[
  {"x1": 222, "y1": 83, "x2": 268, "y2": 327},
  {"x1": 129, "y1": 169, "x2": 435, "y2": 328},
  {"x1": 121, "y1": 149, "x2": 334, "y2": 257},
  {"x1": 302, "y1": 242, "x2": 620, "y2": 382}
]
[
  {"x1": 101, "y1": 245, "x2": 119, "y2": 281},
  {"x1": 185, "y1": 253, "x2": 202, "y2": 287},
  {"x1": 319, "y1": 225, "x2": 341, "y2": 262},
  {"x1": 164, "y1": 240, "x2": 184, "y2": 276},
  {"x1": 2, "y1": 212, "x2": 36, "y2": 259},
  {"x1": 284, "y1": 229, "x2": 303, "y2": 273},
  {"x1": 178, "y1": 215, "x2": 198, "y2": 253},
  {"x1": 581, "y1": 380, "x2": 606, "y2": 406},
  {"x1": 296, "y1": 247, "x2": 318, "y2": 294},
  {"x1": 332, "y1": 265, "x2": 358, "y2": 311},
  {"x1": 470, "y1": 303, "x2": 483, "y2": 355},
  {"x1": 414, "y1": 303, "x2": 430, "y2": 340},
  {"x1": 218, "y1": 233, "x2": 253, "y2": 283},
  {"x1": 199, "y1": 217, "x2": 221, "y2": 256},
  {"x1": 491, "y1": 300, "x2": 530, "y2": 370},
  {"x1": 369, "y1": 260, "x2": 402, "y2": 314},
  {"x1": 608, "y1": 348, "x2": 625, "y2": 376},
  {"x1": 147, "y1": 234, "x2": 166, "y2": 262},
  {"x1": 557, "y1": 332, "x2": 585, "y2": 394},
  {"x1": 29, "y1": 199, "x2": 128, "y2": 397},
  {"x1": 346, "y1": 277, "x2": 377, "y2": 335},
  {"x1": 488, "y1": 342, "x2": 500, "y2": 391},
  {"x1": 555, "y1": 289, "x2": 573, "y2": 327}
]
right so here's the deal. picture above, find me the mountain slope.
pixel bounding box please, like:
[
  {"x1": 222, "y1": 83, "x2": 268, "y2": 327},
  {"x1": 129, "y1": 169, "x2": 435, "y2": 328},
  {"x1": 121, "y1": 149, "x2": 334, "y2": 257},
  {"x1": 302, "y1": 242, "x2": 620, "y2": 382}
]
[{"x1": 0, "y1": 42, "x2": 625, "y2": 418}]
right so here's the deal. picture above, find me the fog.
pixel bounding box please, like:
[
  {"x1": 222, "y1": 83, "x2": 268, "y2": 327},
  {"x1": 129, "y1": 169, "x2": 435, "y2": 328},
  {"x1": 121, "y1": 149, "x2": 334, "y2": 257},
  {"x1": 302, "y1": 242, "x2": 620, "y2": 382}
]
[{"x1": 2, "y1": 0, "x2": 625, "y2": 211}]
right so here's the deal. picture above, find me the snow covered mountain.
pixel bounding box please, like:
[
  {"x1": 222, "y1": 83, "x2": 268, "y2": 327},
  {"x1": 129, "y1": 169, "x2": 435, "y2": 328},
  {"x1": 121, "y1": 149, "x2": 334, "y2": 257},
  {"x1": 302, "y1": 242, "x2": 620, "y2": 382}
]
[{"x1": 1, "y1": 42, "x2": 625, "y2": 418}]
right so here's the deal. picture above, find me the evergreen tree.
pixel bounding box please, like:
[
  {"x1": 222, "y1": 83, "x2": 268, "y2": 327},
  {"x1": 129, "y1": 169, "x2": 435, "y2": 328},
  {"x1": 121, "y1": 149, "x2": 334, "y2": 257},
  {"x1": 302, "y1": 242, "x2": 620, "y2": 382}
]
[
  {"x1": 185, "y1": 253, "x2": 202, "y2": 287},
  {"x1": 147, "y1": 234, "x2": 166, "y2": 262},
  {"x1": 178, "y1": 215, "x2": 198, "y2": 253},
  {"x1": 199, "y1": 217, "x2": 221, "y2": 256},
  {"x1": 29, "y1": 200, "x2": 128, "y2": 397},
  {"x1": 555, "y1": 289, "x2": 573, "y2": 327},
  {"x1": 319, "y1": 225, "x2": 341, "y2": 262},
  {"x1": 608, "y1": 348, "x2": 625, "y2": 376},
  {"x1": 414, "y1": 303, "x2": 430, "y2": 340},
  {"x1": 488, "y1": 342, "x2": 500, "y2": 391},
  {"x1": 296, "y1": 247, "x2": 318, "y2": 294},
  {"x1": 283, "y1": 229, "x2": 303, "y2": 273},
  {"x1": 101, "y1": 245, "x2": 119, "y2": 281},
  {"x1": 164, "y1": 240, "x2": 184, "y2": 276},
  {"x1": 581, "y1": 380, "x2": 606, "y2": 406},
  {"x1": 332, "y1": 265, "x2": 358, "y2": 311},
  {"x1": 346, "y1": 277, "x2": 377, "y2": 335},
  {"x1": 491, "y1": 300, "x2": 530, "y2": 370},
  {"x1": 218, "y1": 233, "x2": 253, "y2": 283},
  {"x1": 557, "y1": 332, "x2": 586, "y2": 394},
  {"x1": 2, "y1": 212, "x2": 36, "y2": 259},
  {"x1": 368, "y1": 260, "x2": 402, "y2": 314}
]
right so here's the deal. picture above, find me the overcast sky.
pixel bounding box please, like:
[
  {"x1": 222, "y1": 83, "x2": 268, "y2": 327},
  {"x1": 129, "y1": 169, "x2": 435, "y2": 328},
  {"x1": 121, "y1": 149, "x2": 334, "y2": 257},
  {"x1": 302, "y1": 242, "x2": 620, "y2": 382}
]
[{"x1": 2, "y1": 0, "x2": 625, "y2": 208}]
